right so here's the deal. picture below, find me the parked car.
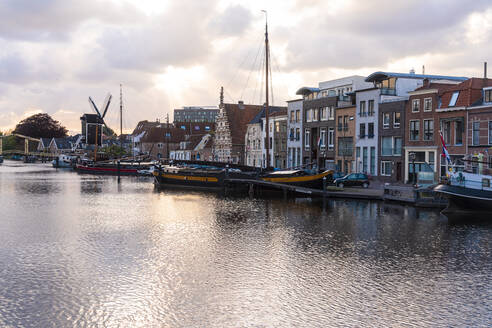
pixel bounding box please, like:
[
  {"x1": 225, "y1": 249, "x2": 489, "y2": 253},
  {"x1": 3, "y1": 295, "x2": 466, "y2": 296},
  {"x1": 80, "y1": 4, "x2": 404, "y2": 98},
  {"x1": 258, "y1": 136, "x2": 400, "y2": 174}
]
[{"x1": 334, "y1": 173, "x2": 370, "y2": 188}]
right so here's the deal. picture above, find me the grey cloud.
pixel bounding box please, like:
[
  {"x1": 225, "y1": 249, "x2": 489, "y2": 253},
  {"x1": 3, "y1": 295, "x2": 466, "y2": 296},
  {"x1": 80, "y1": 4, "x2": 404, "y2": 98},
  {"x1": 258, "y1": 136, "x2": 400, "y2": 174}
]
[
  {"x1": 284, "y1": 0, "x2": 492, "y2": 71},
  {"x1": 208, "y1": 5, "x2": 253, "y2": 37},
  {"x1": 0, "y1": 0, "x2": 142, "y2": 42}
]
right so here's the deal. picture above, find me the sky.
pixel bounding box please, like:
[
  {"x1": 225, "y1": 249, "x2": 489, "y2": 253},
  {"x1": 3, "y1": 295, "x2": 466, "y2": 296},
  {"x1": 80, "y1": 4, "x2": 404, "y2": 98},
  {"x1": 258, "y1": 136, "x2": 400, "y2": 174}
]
[{"x1": 0, "y1": 0, "x2": 491, "y2": 134}]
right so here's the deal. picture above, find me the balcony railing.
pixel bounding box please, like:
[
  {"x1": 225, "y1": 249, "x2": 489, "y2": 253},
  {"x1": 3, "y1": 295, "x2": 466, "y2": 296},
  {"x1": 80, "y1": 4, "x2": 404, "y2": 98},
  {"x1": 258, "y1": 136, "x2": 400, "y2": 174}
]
[
  {"x1": 380, "y1": 87, "x2": 397, "y2": 96},
  {"x1": 381, "y1": 148, "x2": 402, "y2": 156}
]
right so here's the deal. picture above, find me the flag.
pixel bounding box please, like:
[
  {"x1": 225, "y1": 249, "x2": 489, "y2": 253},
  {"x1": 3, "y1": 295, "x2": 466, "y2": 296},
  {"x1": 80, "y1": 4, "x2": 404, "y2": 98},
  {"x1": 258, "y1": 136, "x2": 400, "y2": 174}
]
[
  {"x1": 439, "y1": 130, "x2": 451, "y2": 164},
  {"x1": 317, "y1": 136, "x2": 322, "y2": 148}
]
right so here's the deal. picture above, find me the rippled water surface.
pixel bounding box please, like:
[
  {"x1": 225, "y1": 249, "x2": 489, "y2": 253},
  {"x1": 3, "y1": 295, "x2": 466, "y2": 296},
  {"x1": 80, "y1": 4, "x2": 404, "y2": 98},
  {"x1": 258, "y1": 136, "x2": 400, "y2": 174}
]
[{"x1": 0, "y1": 161, "x2": 491, "y2": 327}]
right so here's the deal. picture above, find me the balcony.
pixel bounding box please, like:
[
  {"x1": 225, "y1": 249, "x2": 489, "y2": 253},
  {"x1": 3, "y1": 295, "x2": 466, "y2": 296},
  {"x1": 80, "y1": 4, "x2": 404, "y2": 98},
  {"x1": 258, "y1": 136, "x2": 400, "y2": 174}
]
[
  {"x1": 368, "y1": 134, "x2": 374, "y2": 139},
  {"x1": 359, "y1": 112, "x2": 367, "y2": 117},
  {"x1": 338, "y1": 95, "x2": 351, "y2": 102},
  {"x1": 380, "y1": 87, "x2": 396, "y2": 96},
  {"x1": 381, "y1": 148, "x2": 402, "y2": 156},
  {"x1": 358, "y1": 134, "x2": 366, "y2": 139}
]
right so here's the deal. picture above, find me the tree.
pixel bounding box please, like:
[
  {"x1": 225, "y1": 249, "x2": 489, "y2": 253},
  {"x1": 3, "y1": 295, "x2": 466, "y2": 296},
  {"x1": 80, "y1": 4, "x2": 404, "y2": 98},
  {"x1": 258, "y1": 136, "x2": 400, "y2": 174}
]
[
  {"x1": 103, "y1": 125, "x2": 116, "y2": 137},
  {"x1": 13, "y1": 113, "x2": 68, "y2": 138},
  {"x1": 102, "y1": 145, "x2": 126, "y2": 158}
]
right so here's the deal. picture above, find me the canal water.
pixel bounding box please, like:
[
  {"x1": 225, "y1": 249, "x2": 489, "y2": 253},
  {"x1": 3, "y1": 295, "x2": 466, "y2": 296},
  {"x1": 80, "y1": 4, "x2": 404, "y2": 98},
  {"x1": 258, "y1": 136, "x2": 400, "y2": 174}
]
[{"x1": 0, "y1": 161, "x2": 491, "y2": 327}]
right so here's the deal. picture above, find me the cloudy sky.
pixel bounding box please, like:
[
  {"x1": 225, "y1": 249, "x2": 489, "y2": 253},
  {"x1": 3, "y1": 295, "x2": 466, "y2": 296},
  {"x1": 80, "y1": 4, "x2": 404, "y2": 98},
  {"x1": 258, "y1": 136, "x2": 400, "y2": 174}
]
[{"x1": 1, "y1": 0, "x2": 491, "y2": 134}]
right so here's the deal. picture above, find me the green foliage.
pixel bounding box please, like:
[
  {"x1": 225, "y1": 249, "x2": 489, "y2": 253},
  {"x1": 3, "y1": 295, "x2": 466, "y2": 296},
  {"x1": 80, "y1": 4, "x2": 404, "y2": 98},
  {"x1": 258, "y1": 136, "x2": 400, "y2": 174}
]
[
  {"x1": 1, "y1": 135, "x2": 18, "y2": 151},
  {"x1": 14, "y1": 113, "x2": 68, "y2": 138},
  {"x1": 102, "y1": 144, "x2": 126, "y2": 158}
]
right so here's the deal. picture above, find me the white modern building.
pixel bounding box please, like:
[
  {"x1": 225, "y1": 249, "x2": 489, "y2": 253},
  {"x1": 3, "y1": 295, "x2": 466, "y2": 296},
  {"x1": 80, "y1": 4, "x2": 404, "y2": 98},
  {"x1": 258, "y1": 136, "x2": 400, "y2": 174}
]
[{"x1": 286, "y1": 99, "x2": 303, "y2": 168}]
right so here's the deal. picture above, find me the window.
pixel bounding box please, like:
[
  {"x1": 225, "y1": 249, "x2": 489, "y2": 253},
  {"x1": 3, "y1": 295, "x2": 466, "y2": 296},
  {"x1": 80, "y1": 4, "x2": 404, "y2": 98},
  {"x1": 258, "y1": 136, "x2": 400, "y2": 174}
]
[
  {"x1": 320, "y1": 128, "x2": 326, "y2": 148},
  {"x1": 337, "y1": 116, "x2": 343, "y2": 131},
  {"x1": 370, "y1": 147, "x2": 375, "y2": 175},
  {"x1": 383, "y1": 113, "x2": 390, "y2": 128},
  {"x1": 320, "y1": 107, "x2": 327, "y2": 121},
  {"x1": 394, "y1": 112, "x2": 401, "y2": 128},
  {"x1": 412, "y1": 99, "x2": 420, "y2": 112},
  {"x1": 338, "y1": 137, "x2": 353, "y2": 156},
  {"x1": 289, "y1": 128, "x2": 295, "y2": 140},
  {"x1": 449, "y1": 92, "x2": 459, "y2": 107},
  {"x1": 360, "y1": 123, "x2": 366, "y2": 138},
  {"x1": 296, "y1": 110, "x2": 300, "y2": 122},
  {"x1": 313, "y1": 108, "x2": 319, "y2": 121},
  {"x1": 290, "y1": 111, "x2": 295, "y2": 122},
  {"x1": 368, "y1": 100, "x2": 375, "y2": 116},
  {"x1": 489, "y1": 121, "x2": 492, "y2": 145},
  {"x1": 359, "y1": 101, "x2": 366, "y2": 116},
  {"x1": 381, "y1": 161, "x2": 392, "y2": 176},
  {"x1": 296, "y1": 128, "x2": 300, "y2": 141},
  {"x1": 363, "y1": 147, "x2": 368, "y2": 173},
  {"x1": 424, "y1": 97, "x2": 432, "y2": 111},
  {"x1": 473, "y1": 121, "x2": 480, "y2": 145},
  {"x1": 343, "y1": 115, "x2": 348, "y2": 130},
  {"x1": 368, "y1": 123, "x2": 374, "y2": 138},
  {"x1": 442, "y1": 121, "x2": 451, "y2": 143},
  {"x1": 328, "y1": 128, "x2": 334, "y2": 150},
  {"x1": 306, "y1": 109, "x2": 312, "y2": 122},
  {"x1": 455, "y1": 120, "x2": 463, "y2": 145},
  {"x1": 423, "y1": 119, "x2": 434, "y2": 141},
  {"x1": 394, "y1": 137, "x2": 402, "y2": 155},
  {"x1": 305, "y1": 129, "x2": 310, "y2": 148},
  {"x1": 381, "y1": 137, "x2": 392, "y2": 156},
  {"x1": 328, "y1": 106, "x2": 335, "y2": 120},
  {"x1": 410, "y1": 120, "x2": 420, "y2": 141},
  {"x1": 485, "y1": 89, "x2": 492, "y2": 103}
]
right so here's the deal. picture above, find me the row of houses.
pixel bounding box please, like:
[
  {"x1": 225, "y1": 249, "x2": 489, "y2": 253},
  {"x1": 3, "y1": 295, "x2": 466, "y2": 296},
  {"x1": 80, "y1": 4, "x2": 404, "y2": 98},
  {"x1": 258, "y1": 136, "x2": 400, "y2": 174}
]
[{"x1": 210, "y1": 69, "x2": 492, "y2": 184}]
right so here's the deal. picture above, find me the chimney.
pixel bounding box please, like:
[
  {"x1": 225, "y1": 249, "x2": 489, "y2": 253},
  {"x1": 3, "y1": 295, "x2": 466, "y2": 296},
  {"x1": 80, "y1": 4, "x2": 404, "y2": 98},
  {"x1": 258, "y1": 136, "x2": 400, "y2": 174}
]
[
  {"x1": 422, "y1": 65, "x2": 425, "y2": 75},
  {"x1": 423, "y1": 78, "x2": 430, "y2": 88},
  {"x1": 484, "y1": 62, "x2": 487, "y2": 79},
  {"x1": 238, "y1": 100, "x2": 244, "y2": 109},
  {"x1": 409, "y1": 68, "x2": 415, "y2": 74}
]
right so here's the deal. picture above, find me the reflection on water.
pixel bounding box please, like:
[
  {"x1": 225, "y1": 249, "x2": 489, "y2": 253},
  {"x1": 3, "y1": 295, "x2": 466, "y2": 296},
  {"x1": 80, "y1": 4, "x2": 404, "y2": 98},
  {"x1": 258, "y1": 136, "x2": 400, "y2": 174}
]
[{"x1": 0, "y1": 160, "x2": 491, "y2": 327}]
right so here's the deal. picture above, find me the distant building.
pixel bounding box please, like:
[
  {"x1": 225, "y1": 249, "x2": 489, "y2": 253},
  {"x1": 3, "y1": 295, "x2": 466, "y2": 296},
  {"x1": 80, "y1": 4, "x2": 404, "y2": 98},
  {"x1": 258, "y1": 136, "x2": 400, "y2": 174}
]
[
  {"x1": 214, "y1": 101, "x2": 264, "y2": 164},
  {"x1": 286, "y1": 99, "x2": 303, "y2": 168},
  {"x1": 174, "y1": 106, "x2": 219, "y2": 123},
  {"x1": 335, "y1": 104, "x2": 356, "y2": 174}
]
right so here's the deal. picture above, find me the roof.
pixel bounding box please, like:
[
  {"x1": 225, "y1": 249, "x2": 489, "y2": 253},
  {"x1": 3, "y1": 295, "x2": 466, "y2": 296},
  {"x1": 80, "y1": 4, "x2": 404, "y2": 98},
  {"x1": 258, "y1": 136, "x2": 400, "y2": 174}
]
[
  {"x1": 52, "y1": 138, "x2": 72, "y2": 150},
  {"x1": 40, "y1": 138, "x2": 51, "y2": 147},
  {"x1": 80, "y1": 113, "x2": 104, "y2": 124},
  {"x1": 439, "y1": 78, "x2": 492, "y2": 108},
  {"x1": 141, "y1": 127, "x2": 187, "y2": 143},
  {"x1": 131, "y1": 120, "x2": 162, "y2": 136},
  {"x1": 296, "y1": 87, "x2": 320, "y2": 96},
  {"x1": 365, "y1": 71, "x2": 468, "y2": 83},
  {"x1": 221, "y1": 103, "x2": 265, "y2": 145},
  {"x1": 248, "y1": 106, "x2": 288, "y2": 124}
]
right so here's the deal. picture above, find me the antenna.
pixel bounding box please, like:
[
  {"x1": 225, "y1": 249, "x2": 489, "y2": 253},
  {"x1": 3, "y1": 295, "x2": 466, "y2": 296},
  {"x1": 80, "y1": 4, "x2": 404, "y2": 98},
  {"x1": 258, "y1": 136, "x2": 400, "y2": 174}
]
[{"x1": 120, "y1": 84, "x2": 123, "y2": 136}]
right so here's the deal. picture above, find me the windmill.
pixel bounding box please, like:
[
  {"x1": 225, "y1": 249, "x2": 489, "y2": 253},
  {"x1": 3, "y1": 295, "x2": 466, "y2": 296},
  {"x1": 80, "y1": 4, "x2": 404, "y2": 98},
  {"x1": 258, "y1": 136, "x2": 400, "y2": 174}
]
[{"x1": 80, "y1": 93, "x2": 112, "y2": 147}]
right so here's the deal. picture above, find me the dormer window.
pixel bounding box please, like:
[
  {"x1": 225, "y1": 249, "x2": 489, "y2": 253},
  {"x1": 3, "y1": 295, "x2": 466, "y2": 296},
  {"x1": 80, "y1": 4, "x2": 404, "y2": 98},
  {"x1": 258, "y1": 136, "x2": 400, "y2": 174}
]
[
  {"x1": 449, "y1": 92, "x2": 459, "y2": 107},
  {"x1": 484, "y1": 89, "x2": 492, "y2": 103}
]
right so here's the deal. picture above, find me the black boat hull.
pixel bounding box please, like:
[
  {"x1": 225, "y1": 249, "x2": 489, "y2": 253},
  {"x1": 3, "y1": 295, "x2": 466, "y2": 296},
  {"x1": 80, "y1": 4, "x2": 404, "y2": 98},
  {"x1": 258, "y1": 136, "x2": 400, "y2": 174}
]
[{"x1": 434, "y1": 184, "x2": 492, "y2": 213}]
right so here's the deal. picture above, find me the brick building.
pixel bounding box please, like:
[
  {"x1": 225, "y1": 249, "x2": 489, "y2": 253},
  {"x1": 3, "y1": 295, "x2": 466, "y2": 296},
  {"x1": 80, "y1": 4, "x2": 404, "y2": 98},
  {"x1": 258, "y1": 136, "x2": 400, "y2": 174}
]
[{"x1": 335, "y1": 105, "x2": 356, "y2": 174}]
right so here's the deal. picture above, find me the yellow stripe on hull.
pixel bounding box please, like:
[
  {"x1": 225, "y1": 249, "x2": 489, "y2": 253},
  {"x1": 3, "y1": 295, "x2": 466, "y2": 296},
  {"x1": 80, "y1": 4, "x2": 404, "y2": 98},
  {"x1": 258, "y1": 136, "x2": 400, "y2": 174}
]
[
  {"x1": 262, "y1": 171, "x2": 332, "y2": 183},
  {"x1": 154, "y1": 171, "x2": 219, "y2": 183}
]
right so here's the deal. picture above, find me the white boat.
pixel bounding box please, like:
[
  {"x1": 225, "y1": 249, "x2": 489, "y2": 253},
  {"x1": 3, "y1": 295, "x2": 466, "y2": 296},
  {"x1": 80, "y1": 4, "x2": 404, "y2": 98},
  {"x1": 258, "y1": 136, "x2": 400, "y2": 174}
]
[
  {"x1": 434, "y1": 170, "x2": 492, "y2": 213},
  {"x1": 52, "y1": 154, "x2": 76, "y2": 168}
]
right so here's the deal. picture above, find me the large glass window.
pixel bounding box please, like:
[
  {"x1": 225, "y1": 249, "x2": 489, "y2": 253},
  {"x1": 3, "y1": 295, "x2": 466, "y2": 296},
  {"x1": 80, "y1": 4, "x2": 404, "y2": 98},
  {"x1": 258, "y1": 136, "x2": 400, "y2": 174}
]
[
  {"x1": 381, "y1": 137, "x2": 392, "y2": 156},
  {"x1": 394, "y1": 137, "x2": 402, "y2": 155},
  {"x1": 473, "y1": 121, "x2": 480, "y2": 145},
  {"x1": 423, "y1": 119, "x2": 434, "y2": 141},
  {"x1": 320, "y1": 107, "x2": 327, "y2": 121},
  {"x1": 306, "y1": 109, "x2": 312, "y2": 122},
  {"x1": 360, "y1": 123, "x2": 366, "y2": 138},
  {"x1": 370, "y1": 147, "x2": 375, "y2": 175},
  {"x1": 312, "y1": 108, "x2": 318, "y2": 121},
  {"x1": 455, "y1": 120, "x2": 463, "y2": 145},
  {"x1": 338, "y1": 137, "x2": 353, "y2": 156},
  {"x1": 328, "y1": 106, "x2": 335, "y2": 120},
  {"x1": 410, "y1": 120, "x2": 420, "y2": 141}
]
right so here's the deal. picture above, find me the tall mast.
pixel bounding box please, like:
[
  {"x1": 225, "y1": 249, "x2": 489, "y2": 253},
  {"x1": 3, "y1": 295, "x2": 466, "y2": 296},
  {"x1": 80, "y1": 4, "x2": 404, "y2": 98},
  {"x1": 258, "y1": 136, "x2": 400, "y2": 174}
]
[
  {"x1": 263, "y1": 10, "x2": 270, "y2": 168},
  {"x1": 119, "y1": 84, "x2": 123, "y2": 136}
]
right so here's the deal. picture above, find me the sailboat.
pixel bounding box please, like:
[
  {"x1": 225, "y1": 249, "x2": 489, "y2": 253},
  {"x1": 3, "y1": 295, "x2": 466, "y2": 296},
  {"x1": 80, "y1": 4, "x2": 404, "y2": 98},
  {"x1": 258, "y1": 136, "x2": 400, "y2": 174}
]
[{"x1": 153, "y1": 13, "x2": 333, "y2": 190}]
